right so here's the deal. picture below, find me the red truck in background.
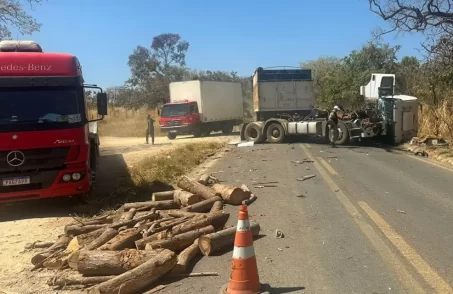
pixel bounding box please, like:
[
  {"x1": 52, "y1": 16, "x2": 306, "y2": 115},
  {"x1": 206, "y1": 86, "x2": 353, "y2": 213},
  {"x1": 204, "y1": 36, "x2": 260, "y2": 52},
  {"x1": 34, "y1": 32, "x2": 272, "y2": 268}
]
[
  {"x1": 0, "y1": 40, "x2": 108, "y2": 204},
  {"x1": 159, "y1": 80, "x2": 243, "y2": 140}
]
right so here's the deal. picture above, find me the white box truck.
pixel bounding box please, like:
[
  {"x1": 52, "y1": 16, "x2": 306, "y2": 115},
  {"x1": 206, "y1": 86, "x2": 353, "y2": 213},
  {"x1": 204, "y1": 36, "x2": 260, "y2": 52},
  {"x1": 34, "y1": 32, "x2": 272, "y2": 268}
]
[{"x1": 159, "y1": 80, "x2": 244, "y2": 139}]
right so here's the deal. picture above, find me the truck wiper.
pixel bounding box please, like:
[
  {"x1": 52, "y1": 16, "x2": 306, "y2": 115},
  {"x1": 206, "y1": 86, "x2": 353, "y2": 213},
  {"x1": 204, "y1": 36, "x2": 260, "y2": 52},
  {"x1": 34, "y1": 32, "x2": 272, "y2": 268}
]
[{"x1": 11, "y1": 118, "x2": 57, "y2": 123}]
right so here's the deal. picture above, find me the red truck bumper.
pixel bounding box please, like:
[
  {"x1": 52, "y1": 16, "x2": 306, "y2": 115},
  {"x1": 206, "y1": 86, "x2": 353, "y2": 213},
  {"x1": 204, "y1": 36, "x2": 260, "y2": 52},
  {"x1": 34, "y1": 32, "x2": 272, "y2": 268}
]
[{"x1": 0, "y1": 167, "x2": 90, "y2": 204}]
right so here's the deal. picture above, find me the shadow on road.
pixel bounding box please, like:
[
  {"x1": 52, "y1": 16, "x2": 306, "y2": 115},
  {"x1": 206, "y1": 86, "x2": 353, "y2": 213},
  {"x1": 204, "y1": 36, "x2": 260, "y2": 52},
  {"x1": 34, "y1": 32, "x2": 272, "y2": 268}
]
[
  {"x1": 172, "y1": 131, "x2": 241, "y2": 140},
  {"x1": 261, "y1": 284, "x2": 306, "y2": 293}
]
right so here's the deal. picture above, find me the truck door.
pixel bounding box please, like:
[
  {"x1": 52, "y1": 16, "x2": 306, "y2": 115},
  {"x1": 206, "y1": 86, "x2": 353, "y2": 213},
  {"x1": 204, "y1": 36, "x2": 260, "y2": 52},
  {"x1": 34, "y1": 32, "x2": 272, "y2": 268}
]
[{"x1": 189, "y1": 102, "x2": 200, "y2": 124}]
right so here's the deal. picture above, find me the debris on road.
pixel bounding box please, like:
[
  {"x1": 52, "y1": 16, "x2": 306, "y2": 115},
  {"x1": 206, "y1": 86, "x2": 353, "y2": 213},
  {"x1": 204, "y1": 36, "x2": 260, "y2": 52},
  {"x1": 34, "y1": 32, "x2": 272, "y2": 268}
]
[
  {"x1": 254, "y1": 185, "x2": 277, "y2": 188},
  {"x1": 275, "y1": 229, "x2": 284, "y2": 239},
  {"x1": 26, "y1": 175, "x2": 262, "y2": 293},
  {"x1": 237, "y1": 141, "x2": 254, "y2": 148},
  {"x1": 297, "y1": 175, "x2": 316, "y2": 181},
  {"x1": 291, "y1": 159, "x2": 314, "y2": 164},
  {"x1": 397, "y1": 210, "x2": 407, "y2": 214}
]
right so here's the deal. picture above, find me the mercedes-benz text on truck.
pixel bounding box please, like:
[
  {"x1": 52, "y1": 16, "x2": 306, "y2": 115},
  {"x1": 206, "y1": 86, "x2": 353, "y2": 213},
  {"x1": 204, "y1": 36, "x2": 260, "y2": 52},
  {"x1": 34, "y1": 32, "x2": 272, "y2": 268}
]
[{"x1": 0, "y1": 41, "x2": 108, "y2": 204}]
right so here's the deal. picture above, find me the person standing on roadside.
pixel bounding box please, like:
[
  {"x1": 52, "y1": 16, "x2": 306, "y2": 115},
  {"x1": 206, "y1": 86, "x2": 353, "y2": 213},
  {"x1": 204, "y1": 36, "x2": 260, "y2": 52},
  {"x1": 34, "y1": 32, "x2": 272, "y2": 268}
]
[
  {"x1": 146, "y1": 114, "x2": 155, "y2": 145},
  {"x1": 327, "y1": 105, "x2": 343, "y2": 148}
]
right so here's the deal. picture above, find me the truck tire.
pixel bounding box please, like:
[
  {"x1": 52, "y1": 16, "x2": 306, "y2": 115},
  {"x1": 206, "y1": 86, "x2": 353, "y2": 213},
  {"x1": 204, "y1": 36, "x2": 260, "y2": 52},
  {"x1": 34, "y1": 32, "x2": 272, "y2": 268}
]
[
  {"x1": 335, "y1": 122, "x2": 349, "y2": 145},
  {"x1": 244, "y1": 122, "x2": 264, "y2": 143},
  {"x1": 167, "y1": 133, "x2": 177, "y2": 140},
  {"x1": 221, "y1": 124, "x2": 233, "y2": 135},
  {"x1": 266, "y1": 122, "x2": 285, "y2": 143},
  {"x1": 193, "y1": 126, "x2": 202, "y2": 138}
]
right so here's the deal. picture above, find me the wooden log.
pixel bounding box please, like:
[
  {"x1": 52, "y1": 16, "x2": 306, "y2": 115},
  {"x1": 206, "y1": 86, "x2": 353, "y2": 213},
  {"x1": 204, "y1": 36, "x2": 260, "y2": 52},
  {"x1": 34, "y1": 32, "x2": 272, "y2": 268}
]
[
  {"x1": 25, "y1": 241, "x2": 54, "y2": 250},
  {"x1": 165, "y1": 209, "x2": 203, "y2": 218},
  {"x1": 98, "y1": 228, "x2": 142, "y2": 250},
  {"x1": 85, "y1": 228, "x2": 118, "y2": 250},
  {"x1": 110, "y1": 212, "x2": 159, "y2": 229},
  {"x1": 75, "y1": 228, "x2": 105, "y2": 247},
  {"x1": 177, "y1": 175, "x2": 220, "y2": 200},
  {"x1": 43, "y1": 237, "x2": 80, "y2": 270},
  {"x1": 145, "y1": 225, "x2": 215, "y2": 252},
  {"x1": 170, "y1": 239, "x2": 200, "y2": 274},
  {"x1": 152, "y1": 191, "x2": 175, "y2": 201},
  {"x1": 65, "y1": 224, "x2": 108, "y2": 236},
  {"x1": 198, "y1": 222, "x2": 261, "y2": 256},
  {"x1": 173, "y1": 190, "x2": 201, "y2": 206},
  {"x1": 118, "y1": 208, "x2": 137, "y2": 231},
  {"x1": 31, "y1": 235, "x2": 71, "y2": 265},
  {"x1": 75, "y1": 249, "x2": 164, "y2": 276},
  {"x1": 198, "y1": 174, "x2": 219, "y2": 186},
  {"x1": 87, "y1": 249, "x2": 176, "y2": 294},
  {"x1": 121, "y1": 200, "x2": 179, "y2": 211},
  {"x1": 135, "y1": 216, "x2": 194, "y2": 249},
  {"x1": 210, "y1": 201, "x2": 223, "y2": 213},
  {"x1": 211, "y1": 183, "x2": 251, "y2": 205},
  {"x1": 182, "y1": 196, "x2": 222, "y2": 213},
  {"x1": 171, "y1": 212, "x2": 229, "y2": 235},
  {"x1": 70, "y1": 215, "x2": 115, "y2": 226},
  {"x1": 48, "y1": 274, "x2": 114, "y2": 287}
]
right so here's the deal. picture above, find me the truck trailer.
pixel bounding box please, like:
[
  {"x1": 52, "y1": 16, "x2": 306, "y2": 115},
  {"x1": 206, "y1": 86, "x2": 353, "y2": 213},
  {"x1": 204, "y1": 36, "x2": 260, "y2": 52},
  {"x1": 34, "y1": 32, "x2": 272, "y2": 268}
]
[
  {"x1": 159, "y1": 80, "x2": 243, "y2": 140},
  {"x1": 240, "y1": 67, "x2": 418, "y2": 145},
  {"x1": 0, "y1": 40, "x2": 108, "y2": 204}
]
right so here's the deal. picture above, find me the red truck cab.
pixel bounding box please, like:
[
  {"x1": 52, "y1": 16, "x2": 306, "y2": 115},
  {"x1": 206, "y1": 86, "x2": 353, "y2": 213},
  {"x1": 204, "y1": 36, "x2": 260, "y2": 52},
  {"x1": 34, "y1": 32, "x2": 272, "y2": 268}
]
[
  {"x1": 0, "y1": 40, "x2": 108, "y2": 204},
  {"x1": 159, "y1": 100, "x2": 201, "y2": 139}
]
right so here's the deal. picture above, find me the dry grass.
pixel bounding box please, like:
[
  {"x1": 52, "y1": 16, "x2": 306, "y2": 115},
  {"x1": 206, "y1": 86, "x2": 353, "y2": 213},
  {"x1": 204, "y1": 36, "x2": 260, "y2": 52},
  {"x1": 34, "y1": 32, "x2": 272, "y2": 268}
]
[
  {"x1": 418, "y1": 101, "x2": 453, "y2": 141},
  {"x1": 89, "y1": 106, "x2": 163, "y2": 137},
  {"x1": 130, "y1": 141, "x2": 224, "y2": 188}
]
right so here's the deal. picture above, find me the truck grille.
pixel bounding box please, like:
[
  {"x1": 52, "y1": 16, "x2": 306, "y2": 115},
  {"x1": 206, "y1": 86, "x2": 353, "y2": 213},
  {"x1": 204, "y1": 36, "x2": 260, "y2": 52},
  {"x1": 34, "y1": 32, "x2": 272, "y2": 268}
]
[
  {"x1": 167, "y1": 120, "x2": 181, "y2": 126},
  {"x1": 0, "y1": 147, "x2": 69, "y2": 174}
]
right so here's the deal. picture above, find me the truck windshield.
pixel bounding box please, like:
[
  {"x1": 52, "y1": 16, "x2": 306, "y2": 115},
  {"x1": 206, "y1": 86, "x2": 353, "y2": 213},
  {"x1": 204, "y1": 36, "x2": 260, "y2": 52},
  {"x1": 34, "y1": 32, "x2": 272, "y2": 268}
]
[
  {"x1": 161, "y1": 104, "x2": 188, "y2": 117},
  {"x1": 0, "y1": 87, "x2": 84, "y2": 132}
]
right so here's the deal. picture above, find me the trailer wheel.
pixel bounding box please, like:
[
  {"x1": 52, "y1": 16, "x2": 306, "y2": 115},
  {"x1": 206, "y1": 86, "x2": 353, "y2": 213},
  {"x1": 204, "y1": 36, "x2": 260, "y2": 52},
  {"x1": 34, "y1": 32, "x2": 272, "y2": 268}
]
[
  {"x1": 266, "y1": 122, "x2": 285, "y2": 143},
  {"x1": 244, "y1": 122, "x2": 264, "y2": 143},
  {"x1": 167, "y1": 133, "x2": 177, "y2": 140},
  {"x1": 335, "y1": 122, "x2": 349, "y2": 145}
]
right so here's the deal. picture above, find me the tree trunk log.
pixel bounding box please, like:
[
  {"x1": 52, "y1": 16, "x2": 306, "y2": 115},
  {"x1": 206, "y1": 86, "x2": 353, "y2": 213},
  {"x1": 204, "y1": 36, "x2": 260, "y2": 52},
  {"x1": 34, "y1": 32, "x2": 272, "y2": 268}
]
[
  {"x1": 74, "y1": 228, "x2": 105, "y2": 248},
  {"x1": 118, "y1": 208, "x2": 137, "y2": 231},
  {"x1": 211, "y1": 183, "x2": 251, "y2": 205},
  {"x1": 165, "y1": 209, "x2": 203, "y2": 218},
  {"x1": 85, "y1": 228, "x2": 118, "y2": 250},
  {"x1": 135, "y1": 216, "x2": 194, "y2": 249},
  {"x1": 198, "y1": 174, "x2": 219, "y2": 186},
  {"x1": 177, "y1": 175, "x2": 220, "y2": 200},
  {"x1": 75, "y1": 249, "x2": 164, "y2": 276},
  {"x1": 42, "y1": 237, "x2": 80, "y2": 270},
  {"x1": 182, "y1": 196, "x2": 222, "y2": 213},
  {"x1": 210, "y1": 201, "x2": 223, "y2": 213},
  {"x1": 25, "y1": 241, "x2": 54, "y2": 250},
  {"x1": 65, "y1": 224, "x2": 108, "y2": 237},
  {"x1": 171, "y1": 212, "x2": 229, "y2": 235},
  {"x1": 47, "y1": 274, "x2": 114, "y2": 288},
  {"x1": 98, "y1": 228, "x2": 141, "y2": 251},
  {"x1": 170, "y1": 239, "x2": 200, "y2": 274},
  {"x1": 70, "y1": 215, "x2": 115, "y2": 226},
  {"x1": 109, "y1": 212, "x2": 159, "y2": 229},
  {"x1": 198, "y1": 222, "x2": 261, "y2": 256},
  {"x1": 173, "y1": 190, "x2": 201, "y2": 206},
  {"x1": 151, "y1": 191, "x2": 174, "y2": 201},
  {"x1": 121, "y1": 200, "x2": 179, "y2": 211},
  {"x1": 87, "y1": 249, "x2": 176, "y2": 294},
  {"x1": 145, "y1": 225, "x2": 215, "y2": 252},
  {"x1": 31, "y1": 234, "x2": 71, "y2": 265}
]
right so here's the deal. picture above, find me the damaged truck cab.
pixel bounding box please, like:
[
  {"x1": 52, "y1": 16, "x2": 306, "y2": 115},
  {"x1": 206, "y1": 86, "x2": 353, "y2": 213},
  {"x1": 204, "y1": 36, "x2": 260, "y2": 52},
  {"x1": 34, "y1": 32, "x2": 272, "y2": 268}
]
[{"x1": 240, "y1": 67, "x2": 418, "y2": 145}]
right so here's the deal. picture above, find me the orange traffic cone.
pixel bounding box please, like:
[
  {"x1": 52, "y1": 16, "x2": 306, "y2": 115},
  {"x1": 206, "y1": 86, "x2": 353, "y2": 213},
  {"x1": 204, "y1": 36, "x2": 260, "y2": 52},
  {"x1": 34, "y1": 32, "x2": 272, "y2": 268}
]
[{"x1": 220, "y1": 204, "x2": 261, "y2": 294}]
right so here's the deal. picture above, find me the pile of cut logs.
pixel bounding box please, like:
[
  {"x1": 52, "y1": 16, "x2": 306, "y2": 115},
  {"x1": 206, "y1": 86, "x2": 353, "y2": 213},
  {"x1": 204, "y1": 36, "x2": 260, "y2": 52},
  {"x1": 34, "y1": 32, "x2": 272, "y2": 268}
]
[{"x1": 27, "y1": 174, "x2": 260, "y2": 294}]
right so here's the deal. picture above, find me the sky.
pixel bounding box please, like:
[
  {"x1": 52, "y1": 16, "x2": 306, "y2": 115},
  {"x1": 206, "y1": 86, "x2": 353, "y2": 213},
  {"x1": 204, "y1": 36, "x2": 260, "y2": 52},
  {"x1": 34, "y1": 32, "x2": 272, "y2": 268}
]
[{"x1": 14, "y1": 0, "x2": 425, "y2": 89}]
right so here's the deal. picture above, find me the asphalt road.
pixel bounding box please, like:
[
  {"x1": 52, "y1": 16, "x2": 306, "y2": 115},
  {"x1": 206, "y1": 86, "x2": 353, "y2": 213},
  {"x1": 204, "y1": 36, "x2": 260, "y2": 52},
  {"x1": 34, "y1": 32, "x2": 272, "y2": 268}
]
[{"x1": 159, "y1": 141, "x2": 453, "y2": 294}]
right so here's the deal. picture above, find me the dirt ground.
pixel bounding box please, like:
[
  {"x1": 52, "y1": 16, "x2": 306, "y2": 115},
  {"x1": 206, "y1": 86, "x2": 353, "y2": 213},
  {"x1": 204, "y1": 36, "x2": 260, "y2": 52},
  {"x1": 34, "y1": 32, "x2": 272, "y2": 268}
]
[{"x1": 0, "y1": 133, "x2": 237, "y2": 294}]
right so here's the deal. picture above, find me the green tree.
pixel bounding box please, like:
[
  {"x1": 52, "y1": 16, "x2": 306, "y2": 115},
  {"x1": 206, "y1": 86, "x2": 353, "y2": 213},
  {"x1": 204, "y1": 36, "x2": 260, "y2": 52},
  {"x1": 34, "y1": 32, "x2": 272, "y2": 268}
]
[{"x1": 0, "y1": 0, "x2": 43, "y2": 40}]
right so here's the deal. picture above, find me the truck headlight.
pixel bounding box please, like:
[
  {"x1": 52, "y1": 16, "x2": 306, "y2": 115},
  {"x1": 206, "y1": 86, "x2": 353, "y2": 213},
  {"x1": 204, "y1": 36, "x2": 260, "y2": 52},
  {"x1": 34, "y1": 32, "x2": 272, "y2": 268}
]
[
  {"x1": 72, "y1": 173, "x2": 82, "y2": 181},
  {"x1": 62, "y1": 174, "x2": 71, "y2": 182}
]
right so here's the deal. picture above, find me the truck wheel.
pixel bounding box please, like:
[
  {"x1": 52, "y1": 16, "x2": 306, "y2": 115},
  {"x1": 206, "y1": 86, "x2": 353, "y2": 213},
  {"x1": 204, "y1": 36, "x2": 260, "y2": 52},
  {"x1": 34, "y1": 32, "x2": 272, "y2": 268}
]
[
  {"x1": 167, "y1": 133, "x2": 177, "y2": 140},
  {"x1": 193, "y1": 126, "x2": 202, "y2": 138},
  {"x1": 221, "y1": 124, "x2": 233, "y2": 135},
  {"x1": 266, "y1": 122, "x2": 285, "y2": 143},
  {"x1": 244, "y1": 122, "x2": 264, "y2": 143},
  {"x1": 335, "y1": 122, "x2": 349, "y2": 145}
]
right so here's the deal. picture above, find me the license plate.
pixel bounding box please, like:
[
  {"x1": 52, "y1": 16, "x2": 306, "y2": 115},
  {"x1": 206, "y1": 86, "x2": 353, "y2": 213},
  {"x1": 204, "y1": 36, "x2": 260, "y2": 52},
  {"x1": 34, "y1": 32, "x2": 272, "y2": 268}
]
[
  {"x1": 169, "y1": 130, "x2": 177, "y2": 133},
  {"x1": 2, "y1": 177, "x2": 31, "y2": 186}
]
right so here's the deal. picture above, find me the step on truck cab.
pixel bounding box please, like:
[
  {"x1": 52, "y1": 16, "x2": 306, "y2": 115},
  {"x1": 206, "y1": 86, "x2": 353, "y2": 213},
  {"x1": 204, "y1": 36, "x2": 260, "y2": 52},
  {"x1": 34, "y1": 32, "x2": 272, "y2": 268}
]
[
  {"x1": 159, "y1": 80, "x2": 243, "y2": 140},
  {"x1": 0, "y1": 40, "x2": 108, "y2": 203}
]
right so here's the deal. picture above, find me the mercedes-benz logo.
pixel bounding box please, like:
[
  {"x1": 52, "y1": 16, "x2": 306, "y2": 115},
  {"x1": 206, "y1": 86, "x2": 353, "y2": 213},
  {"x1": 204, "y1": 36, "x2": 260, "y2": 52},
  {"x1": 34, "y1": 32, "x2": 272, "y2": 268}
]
[{"x1": 6, "y1": 151, "x2": 25, "y2": 167}]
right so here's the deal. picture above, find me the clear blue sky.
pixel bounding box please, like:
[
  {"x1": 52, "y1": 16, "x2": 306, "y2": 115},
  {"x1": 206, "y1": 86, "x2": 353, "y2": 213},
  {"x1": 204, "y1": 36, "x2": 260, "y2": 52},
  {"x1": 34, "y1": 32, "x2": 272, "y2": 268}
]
[{"x1": 16, "y1": 0, "x2": 424, "y2": 89}]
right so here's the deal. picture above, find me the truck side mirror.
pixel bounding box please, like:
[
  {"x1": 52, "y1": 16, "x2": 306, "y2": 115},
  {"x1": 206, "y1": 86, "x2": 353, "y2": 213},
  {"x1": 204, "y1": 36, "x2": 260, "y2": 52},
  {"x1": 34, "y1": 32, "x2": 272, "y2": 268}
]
[{"x1": 97, "y1": 93, "x2": 108, "y2": 116}]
